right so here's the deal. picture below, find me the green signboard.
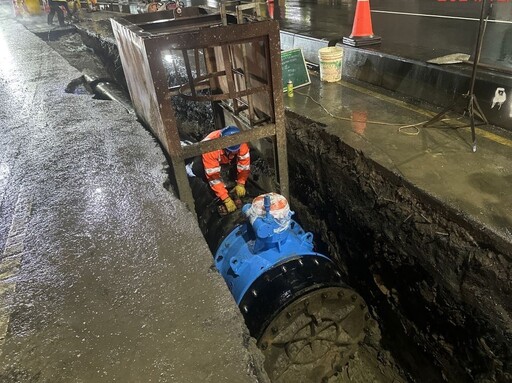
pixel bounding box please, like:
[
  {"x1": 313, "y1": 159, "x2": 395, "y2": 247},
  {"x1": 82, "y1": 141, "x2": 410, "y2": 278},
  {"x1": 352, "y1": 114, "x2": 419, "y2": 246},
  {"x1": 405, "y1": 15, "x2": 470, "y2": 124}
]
[{"x1": 281, "y1": 48, "x2": 311, "y2": 92}]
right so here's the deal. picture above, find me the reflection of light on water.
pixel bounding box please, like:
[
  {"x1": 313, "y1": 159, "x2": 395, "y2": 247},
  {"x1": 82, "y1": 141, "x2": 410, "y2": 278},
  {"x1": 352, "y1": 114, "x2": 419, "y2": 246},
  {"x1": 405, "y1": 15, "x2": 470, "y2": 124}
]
[
  {"x1": 0, "y1": 30, "x2": 14, "y2": 77},
  {"x1": 89, "y1": 187, "x2": 105, "y2": 209},
  {"x1": 0, "y1": 163, "x2": 9, "y2": 201},
  {"x1": 86, "y1": 186, "x2": 108, "y2": 222},
  {"x1": 351, "y1": 110, "x2": 367, "y2": 135},
  {"x1": 164, "y1": 54, "x2": 174, "y2": 63},
  {"x1": 93, "y1": 187, "x2": 104, "y2": 202},
  {"x1": 316, "y1": 0, "x2": 345, "y2": 6},
  {"x1": 285, "y1": 5, "x2": 310, "y2": 24},
  {"x1": 0, "y1": 163, "x2": 9, "y2": 182}
]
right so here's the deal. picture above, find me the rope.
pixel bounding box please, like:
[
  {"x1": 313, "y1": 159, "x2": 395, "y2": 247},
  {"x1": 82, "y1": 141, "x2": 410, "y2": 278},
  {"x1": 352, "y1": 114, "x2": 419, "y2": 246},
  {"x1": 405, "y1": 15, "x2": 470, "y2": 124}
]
[{"x1": 294, "y1": 90, "x2": 456, "y2": 136}]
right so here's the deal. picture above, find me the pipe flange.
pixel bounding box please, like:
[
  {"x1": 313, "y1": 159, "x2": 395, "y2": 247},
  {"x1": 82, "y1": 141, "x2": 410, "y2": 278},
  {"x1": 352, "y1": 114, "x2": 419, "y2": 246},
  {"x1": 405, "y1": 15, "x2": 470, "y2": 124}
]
[{"x1": 258, "y1": 286, "x2": 368, "y2": 383}]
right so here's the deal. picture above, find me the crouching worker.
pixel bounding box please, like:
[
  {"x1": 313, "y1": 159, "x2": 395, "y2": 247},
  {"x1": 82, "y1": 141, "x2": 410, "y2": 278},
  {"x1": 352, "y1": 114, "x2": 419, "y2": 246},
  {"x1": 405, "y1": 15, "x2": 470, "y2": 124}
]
[{"x1": 186, "y1": 126, "x2": 250, "y2": 213}]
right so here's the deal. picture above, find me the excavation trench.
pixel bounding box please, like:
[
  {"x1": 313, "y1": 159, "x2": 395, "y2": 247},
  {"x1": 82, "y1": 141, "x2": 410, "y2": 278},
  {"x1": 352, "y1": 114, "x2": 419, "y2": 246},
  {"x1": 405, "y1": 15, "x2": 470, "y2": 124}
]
[{"x1": 44, "y1": 25, "x2": 512, "y2": 383}]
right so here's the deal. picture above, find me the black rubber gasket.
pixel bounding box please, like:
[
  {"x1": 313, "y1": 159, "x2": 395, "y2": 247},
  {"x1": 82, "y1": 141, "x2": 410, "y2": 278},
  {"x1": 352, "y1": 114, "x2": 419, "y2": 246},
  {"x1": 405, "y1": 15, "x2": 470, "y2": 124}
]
[{"x1": 238, "y1": 254, "x2": 345, "y2": 339}]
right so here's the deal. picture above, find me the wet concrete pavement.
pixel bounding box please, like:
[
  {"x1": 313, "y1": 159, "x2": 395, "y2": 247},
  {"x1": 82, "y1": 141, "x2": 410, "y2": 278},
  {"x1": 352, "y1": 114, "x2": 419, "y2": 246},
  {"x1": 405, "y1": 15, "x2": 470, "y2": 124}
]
[
  {"x1": 286, "y1": 78, "x2": 512, "y2": 240},
  {"x1": 0, "y1": 6, "x2": 267, "y2": 383}
]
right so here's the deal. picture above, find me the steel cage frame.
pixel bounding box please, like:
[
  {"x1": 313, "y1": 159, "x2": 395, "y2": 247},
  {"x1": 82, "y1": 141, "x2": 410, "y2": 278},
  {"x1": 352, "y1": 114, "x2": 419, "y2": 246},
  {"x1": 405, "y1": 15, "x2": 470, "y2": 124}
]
[{"x1": 111, "y1": 8, "x2": 288, "y2": 214}]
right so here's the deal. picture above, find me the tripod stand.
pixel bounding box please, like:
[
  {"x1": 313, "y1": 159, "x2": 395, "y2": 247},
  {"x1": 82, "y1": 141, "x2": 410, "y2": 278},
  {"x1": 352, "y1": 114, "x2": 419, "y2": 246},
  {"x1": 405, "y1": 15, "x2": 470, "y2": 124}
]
[{"x1": 423, "y1": 0, "x2": 492, "y2": 152}]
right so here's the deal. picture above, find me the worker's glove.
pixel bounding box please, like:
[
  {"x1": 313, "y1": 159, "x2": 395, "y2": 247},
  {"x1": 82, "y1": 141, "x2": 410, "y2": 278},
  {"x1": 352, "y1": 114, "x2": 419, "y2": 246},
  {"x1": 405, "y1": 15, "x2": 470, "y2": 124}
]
[
  {"x1": 234, "y1": 183, "x2": 246, "y2": 198},
  {"x1": 223, "y1": 197, "x2": 237, "y2": 213}
]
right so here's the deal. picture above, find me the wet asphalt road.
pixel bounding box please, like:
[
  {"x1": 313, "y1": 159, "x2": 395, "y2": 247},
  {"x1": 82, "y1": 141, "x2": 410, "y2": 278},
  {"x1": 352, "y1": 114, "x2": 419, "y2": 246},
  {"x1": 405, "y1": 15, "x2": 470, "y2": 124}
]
[{"x1": 0, "y1": 8, "x2": 264, "y2": 383}]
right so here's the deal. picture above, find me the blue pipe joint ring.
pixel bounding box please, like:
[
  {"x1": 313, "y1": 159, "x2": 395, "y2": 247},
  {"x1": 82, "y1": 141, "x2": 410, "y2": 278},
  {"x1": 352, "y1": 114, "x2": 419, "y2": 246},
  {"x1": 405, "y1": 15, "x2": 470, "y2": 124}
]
[{"x1": 215, "y1": 195, "x2": 325, "y2": 305}]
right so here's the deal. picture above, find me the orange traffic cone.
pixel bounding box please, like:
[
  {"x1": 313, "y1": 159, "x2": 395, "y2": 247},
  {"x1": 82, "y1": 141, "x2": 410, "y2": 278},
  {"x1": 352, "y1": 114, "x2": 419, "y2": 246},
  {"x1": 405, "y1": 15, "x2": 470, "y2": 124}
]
[{"x1": 343, "y1": 0, "x2": 381, "y2": 47}]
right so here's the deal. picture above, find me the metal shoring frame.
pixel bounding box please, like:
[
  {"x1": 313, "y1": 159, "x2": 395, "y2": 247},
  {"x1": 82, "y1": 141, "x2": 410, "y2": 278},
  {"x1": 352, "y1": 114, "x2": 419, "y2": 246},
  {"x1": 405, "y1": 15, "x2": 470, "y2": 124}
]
[
  {"x1": 112, "y1": 14, "x2": 289, "y2": 214},
  {"x1": 423, "y1": 0, "x2": 492, "y2": 153},
  {"x1": 234, "y1": 3, "x2": 266, "y2": 126},
  {"x1": 220, "y1": 2, "x2": 263, "y2": 123},
  {"x1": 170, "y1": 21, "x2": 289, "y2": 200},
  {"x1": 266, "y1": 20, "x2": 289, "y2": 200},
  {"x1": 235, "y1": 4, "x2": 259, "y2": 124}
]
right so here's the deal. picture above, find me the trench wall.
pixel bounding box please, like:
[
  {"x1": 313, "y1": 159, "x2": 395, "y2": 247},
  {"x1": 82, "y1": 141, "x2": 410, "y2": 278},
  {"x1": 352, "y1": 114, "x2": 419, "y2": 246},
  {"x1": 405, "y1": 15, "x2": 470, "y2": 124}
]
[{"x1": 285, "y1": 112, "x2": 512, "y2": 383}]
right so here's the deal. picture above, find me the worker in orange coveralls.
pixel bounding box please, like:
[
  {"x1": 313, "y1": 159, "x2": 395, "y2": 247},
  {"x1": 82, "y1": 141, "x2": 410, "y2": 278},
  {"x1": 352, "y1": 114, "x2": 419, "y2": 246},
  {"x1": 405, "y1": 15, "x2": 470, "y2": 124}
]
[{"x1": 186, "y1": 126, "x2": 250, "y2": 213}]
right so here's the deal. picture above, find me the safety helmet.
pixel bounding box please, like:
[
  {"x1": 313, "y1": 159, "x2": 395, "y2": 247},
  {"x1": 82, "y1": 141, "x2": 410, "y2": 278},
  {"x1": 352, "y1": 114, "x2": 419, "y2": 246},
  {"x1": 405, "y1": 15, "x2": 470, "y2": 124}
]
[{"x1": 221, "y1": 126, "x2": 241, "y2": 152}]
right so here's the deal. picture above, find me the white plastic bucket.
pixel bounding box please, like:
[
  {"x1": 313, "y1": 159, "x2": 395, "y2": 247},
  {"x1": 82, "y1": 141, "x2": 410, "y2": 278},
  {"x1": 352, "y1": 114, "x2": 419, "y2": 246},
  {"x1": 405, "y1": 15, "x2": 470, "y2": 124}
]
[{"x1": 318, "y1": 46, "x2": 343, "y2": 82}]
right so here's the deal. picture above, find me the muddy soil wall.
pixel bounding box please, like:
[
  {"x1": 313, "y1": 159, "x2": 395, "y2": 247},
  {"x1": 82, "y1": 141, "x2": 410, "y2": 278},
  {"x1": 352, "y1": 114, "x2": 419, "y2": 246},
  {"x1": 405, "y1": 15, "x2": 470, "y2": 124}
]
[
  {"x1": 76, "y1": 20, "x2": 128, "y2": 92},
  {"x1": 285, "y1": 112, "x2": 512, "y2": 383},
  {"x1": 77, "y1": 25, "x2": 512, "y2": 383}
]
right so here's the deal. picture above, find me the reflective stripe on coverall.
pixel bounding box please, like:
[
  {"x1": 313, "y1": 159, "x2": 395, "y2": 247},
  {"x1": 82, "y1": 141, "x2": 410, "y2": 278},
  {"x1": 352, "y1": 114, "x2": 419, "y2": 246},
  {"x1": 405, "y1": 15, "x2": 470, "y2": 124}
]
[{"x1": 201, "y1": 129, "x2": 250, "y2": 201}]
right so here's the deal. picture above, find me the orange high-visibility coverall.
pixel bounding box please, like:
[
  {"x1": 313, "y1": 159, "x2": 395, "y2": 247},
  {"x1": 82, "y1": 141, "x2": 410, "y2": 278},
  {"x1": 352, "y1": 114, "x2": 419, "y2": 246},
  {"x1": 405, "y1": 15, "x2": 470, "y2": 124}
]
[{"x1": 201, "y1": 130, "x2": 250, "y2": 201}]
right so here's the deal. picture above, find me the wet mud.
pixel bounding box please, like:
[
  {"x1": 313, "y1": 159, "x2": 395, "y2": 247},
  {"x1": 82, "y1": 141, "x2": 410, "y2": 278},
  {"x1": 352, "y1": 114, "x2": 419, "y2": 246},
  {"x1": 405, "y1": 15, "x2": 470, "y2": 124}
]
[{"x1": 39, "y1": 16, "x2": 512, "y2": 383}]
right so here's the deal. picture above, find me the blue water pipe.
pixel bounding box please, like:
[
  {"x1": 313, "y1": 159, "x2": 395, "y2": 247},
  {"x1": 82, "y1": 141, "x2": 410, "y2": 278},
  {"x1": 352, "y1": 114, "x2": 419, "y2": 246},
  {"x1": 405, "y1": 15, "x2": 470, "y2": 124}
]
[{"x1": 214, "y1": 194, "x2": 330, "y2": 304}]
